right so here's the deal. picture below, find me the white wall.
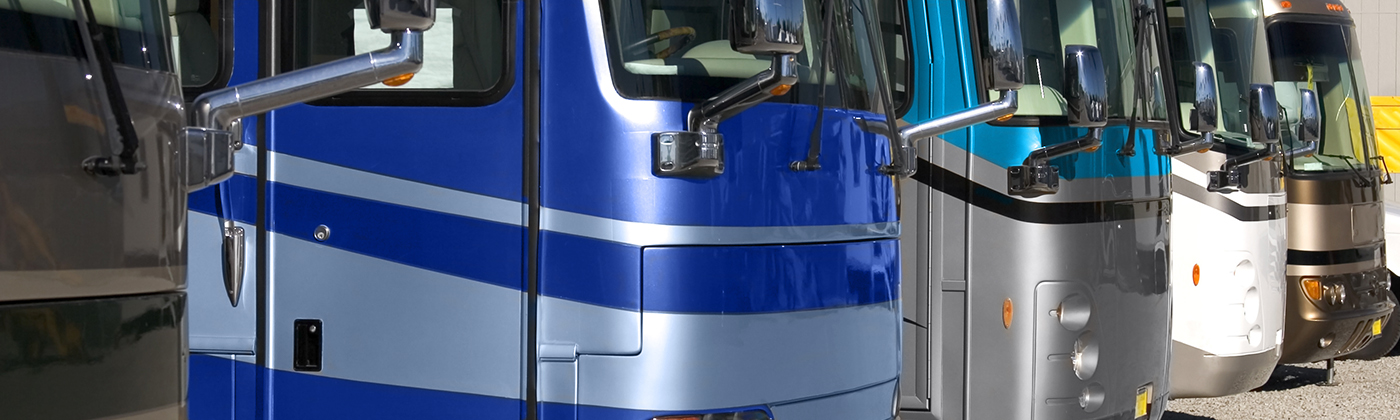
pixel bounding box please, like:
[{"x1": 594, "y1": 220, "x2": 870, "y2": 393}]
[{"x1": 1351, "y1": 0, "x2": 1400, "y2": 97}]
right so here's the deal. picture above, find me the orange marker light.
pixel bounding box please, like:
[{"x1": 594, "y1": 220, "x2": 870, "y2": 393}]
[
  {"x1": 382, "y1": 73, "x2": 416, "y2": 87},
  {"x1": 1281, "y1": 0, "x2": 1292, "y2": 8},
  {"x1": 1302, "y1": 277, "x2": 1323, "y2": 300},
  {"x1": 1192, "y1": 264, "x2": 1201, "y2": 286},
  {"x1": 997, "y1": 113, "x2": 1015, "y2": 122},
  {"x1": 770, "y1": 84, "x2": 793, "y2": 96},
  {"x1": 1002, "y1": 299, "x2": 1014, "y2": 329}
]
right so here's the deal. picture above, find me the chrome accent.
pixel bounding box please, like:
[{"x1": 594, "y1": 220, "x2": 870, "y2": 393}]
[
  {"x1": 651, "y1": 0, "x2": 803, "y2": 178},
  {"x1": 189, "y1": 29, "x2": 425, "y2": 134},
  {"x1": 1009, "y1": 45, "x2": 1108, "y2": 197},
  {"x1": 314, "y1": 225, "x2": 331, "y2": 242},
  {"x1": 729, "y1": 0, "x2": 804, "y2": 55},
  {"x1": 1160, "y1": 62, "x2": 1219, "y2": 155},
  {"x1": 984, "y1": 0, "x2": 1026, "y2": 90},
  {"x1": 1209, "y1": 85, "x2": 1282, "y2": 193},
  {"x1": 1286, "y1": 89, "x2": 1322, "y2": 160},
  {"x1": 181, "y1": 127, "x2": 238, "y2": 192},
  {"x1": 268, "y1": 152, "x2": 525, "y2": 227},
  {"x1": 652, "y1": 55, "x2": 800, "y2": 178},
  {"x1": 541, "y1": 209, "x2": 900, "y2": 246},
  {"x1": 222, "y1": 223, "x2": 245, "y2": 307},
  {"x1": 885, "y1": 0, "x2": 1024, "y2": 177}
]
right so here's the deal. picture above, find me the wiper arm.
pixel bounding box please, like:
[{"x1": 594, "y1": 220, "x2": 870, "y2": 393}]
[
  {"x1": 71, "y1": 0, "x2": 144, "y2": 176},
  {"x1": 1120, "y1": 0, "x2": 1157, "y2": 157}
]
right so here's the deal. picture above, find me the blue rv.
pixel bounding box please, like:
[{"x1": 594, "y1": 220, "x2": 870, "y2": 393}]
[
  {"x1": 176, "y1": 0, "x2": 977, "y2": 419},
  {"x1": 895, "y1": 0, "x2": 1173, "y2": 418}
]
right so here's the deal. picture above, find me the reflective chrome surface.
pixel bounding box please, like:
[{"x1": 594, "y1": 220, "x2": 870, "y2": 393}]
[
  {"x1": 985, "y1": 0, "x2": 1026, "y2": 90},
  {"x1": 1193, "y1": 62, "x2": 1220, "y2": 133},
  {"x1": 1007, "y1": 45, "x2": 1108, "y2": 197},
  {"x1": 189, "y1": 29, "x2": 426, "y2": 132},
  {"x1": 657, "y1": 54, "x2": 799, "y2": 178},
  {"x1": 1287, "y1": 88, "x2": 1322, "y2": 159},
  {"x1": 1064, "y1": 45, "x2": 1108, "y2": 128},
  {"x1": 729, "y1": 0, "x2": 805, "y2": 55},
  {"x1": 1248, "y1": 84, "x2": 1281, "y2": 144}
]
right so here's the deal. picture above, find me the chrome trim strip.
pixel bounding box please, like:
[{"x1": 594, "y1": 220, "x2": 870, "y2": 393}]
[
  {"x1": 540, "y1": 209, "x2": 900, "y2": 246},
  {"x1": 269, "y1": 151, "x2": 896, "y2": 245},
  {"x1": 269, "y1": 151, "x2": 526, "y2": 226}
]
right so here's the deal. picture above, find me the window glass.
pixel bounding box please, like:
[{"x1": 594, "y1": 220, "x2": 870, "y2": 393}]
[
  {"x1": 168, "y1": 0, "x2": 228, "y2": 92},
  {"x1": 601, "y1": 0, "x2": 889, "y2": 113},
  {"x1": 977, "y1": 0, "x2": 1160, "y2": 121},
  {"x1": 875, "y1": 0, "x2": 911, "y2": 114},
  {"x1": 1267, "y1": 21, "x2": 1376, "y2": 173},
  {"x1": 0, "y1": 0, "x2": 171, "y2": 72},
  {"x1": 1163, "y1": 0, "x2": 1272, "y2": 146},
  {"x1": 283, "y1": 0, "x2": 508, "y2": 96}
]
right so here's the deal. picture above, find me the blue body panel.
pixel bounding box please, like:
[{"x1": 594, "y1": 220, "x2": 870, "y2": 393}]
[{"x1": 186, "y1": 1, "x2": 900, "y2": 419}]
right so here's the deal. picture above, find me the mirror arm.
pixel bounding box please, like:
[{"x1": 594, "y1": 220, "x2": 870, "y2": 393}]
[
  {"x1": 1007, "y1": 128, "x2": 1104, "y2": 197},
  {"x1": 878, "y1": 90, "x2": 1019, "y2": 177},
  {"x1": 1284, "y1": 140, "x2": 1319, "y2": 160},
  {"x1": 190, "y1": 29, "x2": 425, "y2": 134},
  {"x1": 1208, "y1": 143, "x2": 1281, "y2": 193},
  {"x1": 688, "y1": 55, "x2": 799, "y2": 134},
  {"x1": 1161, "y1": 132, "x2": 1215, "y2": 155},
  {"x1": 1026, "y1": 128, "x2": 1104, "y2": 165}
]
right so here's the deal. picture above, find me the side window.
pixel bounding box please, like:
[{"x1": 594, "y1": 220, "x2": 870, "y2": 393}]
[
  {"x1": 169, "y1": 0, "x2": 232, "y2": 97},
  {"x1": 875, "y1": 0, "x2": 912, "y2": 116},
  {"x1": 280, "y1": 0, "x2": 511, "y2": 106}
]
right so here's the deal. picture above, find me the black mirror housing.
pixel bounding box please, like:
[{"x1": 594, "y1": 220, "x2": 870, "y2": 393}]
[
  {"x1": 366, "y1": 0, "x2": 436, "y2": 33},
  {"x1": 985, "y1": 0, "x2": 1025, "y2": 91}
]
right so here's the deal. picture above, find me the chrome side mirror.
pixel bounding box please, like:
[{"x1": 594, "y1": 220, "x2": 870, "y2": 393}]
[
  {"x1": 985, "y1": 0, "x2": 1026, "y2": 91},
  {"x1": 1008, "y1": 45, "x2": 1108, "y2": 197},
  {"x1": 1247, "y1": 84, "x2": 1280, "y2": 144},
  {"x1": 366, "y1": 0, "x2": 437, "y2": 32},
  {"x1": 186, "y1": 0, "x2": 435, "y2": 192},
  {"x1": 1208, "y1": 84, "x2": 1284, "y2": 193},
  {"x1": 1297, "y1": 88, "x2": 1321, "y2": 145},
  {"x1": 730, "y1": 0, "x2": 804, "y2": 55},
  {"x1": 1065, "y1": 45, "x2": 1108, "y2": 128},
  {"x1": 1192, "y1": 62, "x2": 1219, "y2": 133},
  {"x1": 1160, "y1": 62, "x2": 1218, "y2": 155},
  {"x1": 888, "y1": 0, "x2": 1023, "y2": 176},
  {"x1": 652, "y1": 0, "x2": 803, "y2": 178},
  {"x1": 185, "y1": 0, "x2": 437, "y2": 308}
]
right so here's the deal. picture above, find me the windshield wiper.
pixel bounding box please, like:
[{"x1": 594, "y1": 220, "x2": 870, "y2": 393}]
[
  {"x1": 1120, "y1": 0, "x2": 1157, "y2": 157},
  {"x1": 793, "y1": 0, "x2": 841, "y2": 172},
  {"x1": 70, "y1": 0, "x2": 144, "y2": 176}
]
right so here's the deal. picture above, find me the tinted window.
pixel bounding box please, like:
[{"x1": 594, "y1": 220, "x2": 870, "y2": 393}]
[{"x1": 0, "y1": 0, "x2": 171, "y2": 72}]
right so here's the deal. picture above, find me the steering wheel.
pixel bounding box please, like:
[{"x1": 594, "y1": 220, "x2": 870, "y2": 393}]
[{"x1": 624, "y1": 27, "x2": 696, "y2": 59}]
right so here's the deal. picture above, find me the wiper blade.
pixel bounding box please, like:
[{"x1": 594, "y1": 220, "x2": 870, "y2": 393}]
[{"x1": 71, "y1": 0, "x2": 144, "y2": 176}]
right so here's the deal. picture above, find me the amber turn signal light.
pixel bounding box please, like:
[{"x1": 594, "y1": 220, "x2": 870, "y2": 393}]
[
  {"x1": 382, "y1": 73, "x2": 416, "y2": 87},
  {"x1": 1301, "y1": 277, "x2": 1322, "y2": 301}
]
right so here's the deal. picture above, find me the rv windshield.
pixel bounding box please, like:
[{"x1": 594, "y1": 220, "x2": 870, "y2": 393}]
[
  {"x1": 1163, "y1": 0, "x2": 1272, "y2": 147},
  {"x1": 0, "y1": 0, "x2": 171, "y2": 72},
  {"x1": 981, "y1": 0, "x2": 1163, "y2": 121},
  {"x1": 601, "y1": 0, "x2": 887, "y2": 112},
  {"x1": 1267, "y1": 21, "x2": 1376, "y2": 173}
]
